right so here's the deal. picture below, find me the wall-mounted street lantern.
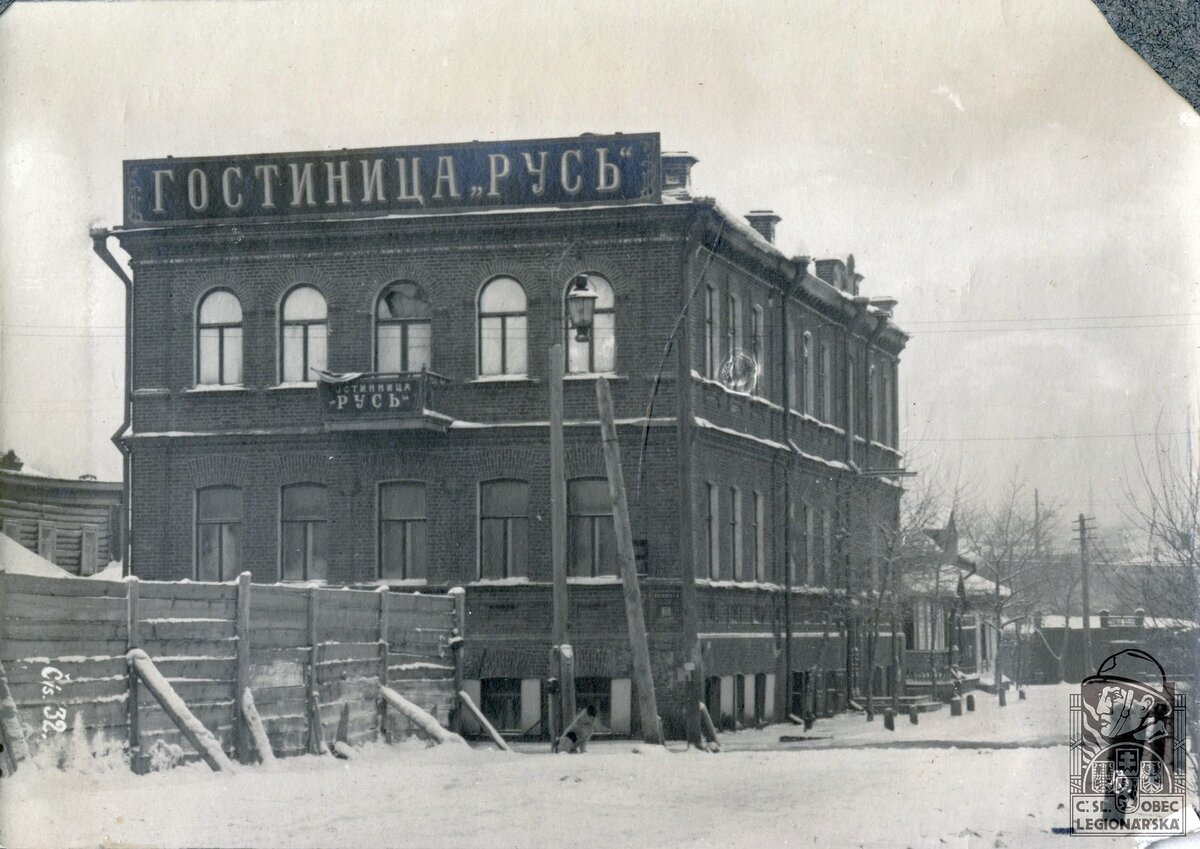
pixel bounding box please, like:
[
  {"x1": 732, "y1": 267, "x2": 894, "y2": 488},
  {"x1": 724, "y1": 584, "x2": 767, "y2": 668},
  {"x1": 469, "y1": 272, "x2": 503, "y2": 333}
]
[{"x1": 566, "y1": 275, "x2": 599, "y2": 342}]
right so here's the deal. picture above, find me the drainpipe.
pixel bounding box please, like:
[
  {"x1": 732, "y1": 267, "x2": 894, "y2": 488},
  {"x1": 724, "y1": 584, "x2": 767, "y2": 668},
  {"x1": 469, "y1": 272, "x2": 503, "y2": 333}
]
[
  {"x1": 91, "y1": 231, "x2": 133, "y2": 576},
  {"x1": 778, "y1": 256, "x2": 807, "y2": 721},
  {"x1": 676, "y1": 207, "x2": 710, "y2": 748}
]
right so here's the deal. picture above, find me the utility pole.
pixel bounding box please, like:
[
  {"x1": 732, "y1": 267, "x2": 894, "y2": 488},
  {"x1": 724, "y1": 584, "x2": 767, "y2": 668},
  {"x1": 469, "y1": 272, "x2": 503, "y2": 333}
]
[
  {"x1": 549, "y1": 343, "x2": 575, "y2": 733},
  {"x1": 596, "y1": 377, "x2": 663, "y2": 744},
  {"x1": 1074, "y1": 513, "x2": 1095, "y2": 676}
]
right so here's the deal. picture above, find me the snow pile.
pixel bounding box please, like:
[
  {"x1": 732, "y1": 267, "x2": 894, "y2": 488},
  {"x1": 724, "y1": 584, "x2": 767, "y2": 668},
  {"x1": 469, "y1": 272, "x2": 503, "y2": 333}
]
[{"x1": 0, "y1": 534, "x2": 73, "y2": 579}]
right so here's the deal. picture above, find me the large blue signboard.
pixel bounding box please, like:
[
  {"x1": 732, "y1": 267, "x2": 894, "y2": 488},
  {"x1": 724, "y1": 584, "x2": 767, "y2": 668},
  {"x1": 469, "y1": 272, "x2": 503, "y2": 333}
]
[{"x1": 123, "y1": 133, "x2": 661, "y2": 226}]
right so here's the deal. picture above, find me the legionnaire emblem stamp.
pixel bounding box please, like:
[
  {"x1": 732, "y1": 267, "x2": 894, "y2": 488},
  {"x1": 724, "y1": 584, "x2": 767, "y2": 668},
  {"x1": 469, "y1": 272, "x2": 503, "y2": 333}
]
[{"x1": 1070, "y1": 649, "x2": 1187, "y2": 836}]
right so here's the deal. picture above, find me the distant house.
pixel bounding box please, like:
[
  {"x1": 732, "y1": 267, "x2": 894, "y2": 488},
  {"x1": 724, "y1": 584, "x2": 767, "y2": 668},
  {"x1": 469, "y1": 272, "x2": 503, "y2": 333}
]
[
  {"x1": 0, "y1": 450, "x2": 123, "y2": 575},
  {"x1": 902, "y1": 514, "x2": 1009, "y2": 696}
]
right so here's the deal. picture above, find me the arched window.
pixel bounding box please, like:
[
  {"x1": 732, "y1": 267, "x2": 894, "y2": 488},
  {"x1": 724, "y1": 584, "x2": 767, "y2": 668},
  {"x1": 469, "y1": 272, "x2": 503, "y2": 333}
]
[
  {"x1": 568, "y1": 477, "x2": 616, "y2": 577},
  {"x1": 478, "y1": 276, "x2": 528, "y2": 377},
  {"x1": 196, "y1": 485, "x2": 242, "y2": 581},
  {"x1": 280, "y1": 483, "x2": 328, "y2": 581},
  {"x1": 280, "y1": 286, "x2": 327, "y2": 383},
  {"x1": 479, "y1": 479, "x2": 530, "y2": 579},
  {"x1": 375, "y1": 282, "x2": 431, "y2": 373},
  {"x1": 196, "y1": 290, "x2": 243, "y2": 386},
  {"x1": 378, "y1": 481, "x2": 427, "y2": 579},
  {"x1": 565, "y1": 273, "x2": 615, "y2": 374}
]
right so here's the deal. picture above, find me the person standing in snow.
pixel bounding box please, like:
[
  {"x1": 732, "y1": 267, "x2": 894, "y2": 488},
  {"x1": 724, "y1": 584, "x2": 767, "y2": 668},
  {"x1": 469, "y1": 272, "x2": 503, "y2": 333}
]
[{"x1": 552, "y1": 704, "x2": 598, "y2": 753}]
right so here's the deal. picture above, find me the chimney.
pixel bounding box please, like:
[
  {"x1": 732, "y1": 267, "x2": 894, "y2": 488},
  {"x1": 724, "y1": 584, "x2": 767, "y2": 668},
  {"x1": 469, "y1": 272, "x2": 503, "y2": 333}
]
[
  {"x1": 745, "y1": 210, "x2": 781, "y2": 244},
  {"x1": 661, "y1": 152, "x2": 698, "y2": 195}
]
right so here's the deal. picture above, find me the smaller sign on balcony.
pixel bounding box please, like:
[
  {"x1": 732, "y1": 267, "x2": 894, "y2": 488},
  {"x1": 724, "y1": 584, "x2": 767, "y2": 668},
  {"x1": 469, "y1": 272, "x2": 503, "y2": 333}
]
[{"x1": 316, "y1": 370, "x2": 450, "y2": 431}]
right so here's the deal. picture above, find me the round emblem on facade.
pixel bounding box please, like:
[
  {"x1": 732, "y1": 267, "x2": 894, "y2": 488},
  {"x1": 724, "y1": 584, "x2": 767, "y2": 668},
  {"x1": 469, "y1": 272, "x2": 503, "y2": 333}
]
[{"x1": 719, "y1": 349, "x2": 759, "y2": 394}]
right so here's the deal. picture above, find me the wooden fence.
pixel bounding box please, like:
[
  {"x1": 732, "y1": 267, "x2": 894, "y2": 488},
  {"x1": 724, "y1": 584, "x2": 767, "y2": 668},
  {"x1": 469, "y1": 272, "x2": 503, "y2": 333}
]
[{"x1": 0, "y1": 572, "x2": 462, "y2": 770}]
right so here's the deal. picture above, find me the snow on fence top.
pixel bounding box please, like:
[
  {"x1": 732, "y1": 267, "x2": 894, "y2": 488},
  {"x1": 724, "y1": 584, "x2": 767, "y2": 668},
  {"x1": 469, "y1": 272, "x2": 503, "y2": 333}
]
[{"x1": 0, "y1": 571, "x2": 461, "y2": 769}]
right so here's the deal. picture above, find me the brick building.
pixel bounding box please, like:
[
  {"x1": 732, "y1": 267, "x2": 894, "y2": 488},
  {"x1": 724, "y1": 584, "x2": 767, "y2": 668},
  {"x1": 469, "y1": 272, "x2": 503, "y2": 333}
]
[{"x1": 94, "y1": 133, "x2": 908, "y2": 737}]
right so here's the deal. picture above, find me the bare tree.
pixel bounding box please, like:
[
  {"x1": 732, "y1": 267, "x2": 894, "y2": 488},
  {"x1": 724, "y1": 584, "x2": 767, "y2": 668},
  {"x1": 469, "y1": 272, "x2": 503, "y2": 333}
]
[
  {"x1": 960, "y1": 473, "x2": 1062, "y2": 699},
  {"x1": 1119, "y1": 423, "x2": 1199, "y2": 783}
]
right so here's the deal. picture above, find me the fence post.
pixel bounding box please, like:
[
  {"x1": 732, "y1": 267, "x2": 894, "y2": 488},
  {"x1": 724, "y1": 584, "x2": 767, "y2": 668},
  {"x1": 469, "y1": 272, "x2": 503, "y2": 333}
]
[
  {"x1": 234, "y1": 573, "x2": 251, "y2": 764},
  {"x1": 306, "y1": 586, "x2": 325, "y2": 755},
  {"x1": 448, "y1": 587, "x2": 466, "y2": 735},
  {"x1": 126, "y1": 576, "x2": 143, "y2": 774},
  {"x1": 377, "y1": 588, "x2": 390, "y2": 742}
]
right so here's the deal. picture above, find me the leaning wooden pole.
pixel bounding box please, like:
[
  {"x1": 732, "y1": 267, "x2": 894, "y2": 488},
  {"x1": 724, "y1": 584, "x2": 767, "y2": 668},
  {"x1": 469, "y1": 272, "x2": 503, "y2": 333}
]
[
  {"x1": 239, "y1": 687, "x2": 276, "y2": 767},
  {"x1": 0, "y1": 660, "x2": 30, "y2": 773},
  {"x1": 380, "y1": 687, "x2": 468, "y2": 746},
  {"x1": 596, "y1": 377, "x2": 663, "y2": 745},
  {"x1": 127, "y1": 649, "x2": 235, "y2": 772},
  {"x1": 457, "y1": 689, "x2": 512, "y2": 752}
]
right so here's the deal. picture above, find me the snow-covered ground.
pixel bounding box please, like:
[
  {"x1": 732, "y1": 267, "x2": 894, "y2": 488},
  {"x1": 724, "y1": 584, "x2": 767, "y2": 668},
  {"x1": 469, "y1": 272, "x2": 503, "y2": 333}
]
[{"x1": 0, "y1": 685, "x2": 1173, "y2": 848}]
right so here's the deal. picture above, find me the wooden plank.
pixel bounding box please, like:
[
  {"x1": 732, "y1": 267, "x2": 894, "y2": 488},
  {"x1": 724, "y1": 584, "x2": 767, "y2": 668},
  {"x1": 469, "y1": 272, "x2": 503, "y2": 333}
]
[
  {"x1": 4, "y1": 592, "x2": 128, "y2": 623},
  {"x1": 158, "y1": 680, "x2": 236, "y2": 702},
  {"x1": 9, "y1": 676, "x2": 127, "y2": 704},
  {"x1": 319, "y1": 642, "x2": 380, "y2": 663},
  {"x1": 138, "y1": 581, "x2": 237, "y2": 603},
  {"x1": 2, "y1": 639, "x2": 129, "y2": 661},
  {"x1": 141, "y1": 619, "x2": 237, "y2": 641},
  {"x1": 17, "y1": 698, "x2": 129, "y2": 729},
  {"x1": 3, "y1": 620, "x2": 125, "y2": 642},
  {"x1": 319, "y1": 626, "x2": 380, "y2": 645},
  {"x1": 318, "y1": 590, "x2": 384, "y2": 613},
  {"x1": 317, "y1": 660, "x2": 379, "y2": 685},
  {"x1": 7, "y1": 656, "x2": 127, "y2": 683},
  {"x1": 152, "y1": 658, "x2": 237, "y2": 680},
  {"x1": 318, "y1": 676, "x2": 379, "y2": 702},
  {"x1": 455, "y1": 689, "x2": 510, "y2": 751},
  {"x1": 0, "y1": 573, "x2": 127, "y2": 598},
  {"x1": 389, "y1": 663, "x2": 454, "y2": 681},
  {"x1": 138, "y1": 704, "x2": 236, "y2": 735},
  {"x1": 382, "y1": 593, "x2": 455, "y2": 615},
  {"x1": 250, "y1": 659, "x2": 305, "y2": 689},
  {"x1": 385, "y1": 611, "x2": 457, "y2": 636},
  {"x1": 137, "y1": 597, "x2": 237, "y2": 621},
  {"x1": 249, "y1": 587, "x2": 308, "y2": 616},
  {"x1": 247, "y1": 626, "x2": 309, "y2": 649},
  {"x1": 136, "y1": 639, "x2": 238, "y2": 658}
]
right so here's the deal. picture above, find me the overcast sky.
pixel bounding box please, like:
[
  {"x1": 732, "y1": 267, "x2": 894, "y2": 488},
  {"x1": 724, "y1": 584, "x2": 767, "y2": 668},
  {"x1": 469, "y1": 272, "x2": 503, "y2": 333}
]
[{"x1": 1, "y1": 0, "x2": 1196, "y2": 546}]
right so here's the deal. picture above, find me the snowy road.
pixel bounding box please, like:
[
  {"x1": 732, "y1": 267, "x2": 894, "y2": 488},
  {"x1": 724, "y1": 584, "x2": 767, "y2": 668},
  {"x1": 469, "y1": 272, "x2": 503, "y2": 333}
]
[{"x1": 0, "y1": 686, "x2": 1163, "y2": 848}]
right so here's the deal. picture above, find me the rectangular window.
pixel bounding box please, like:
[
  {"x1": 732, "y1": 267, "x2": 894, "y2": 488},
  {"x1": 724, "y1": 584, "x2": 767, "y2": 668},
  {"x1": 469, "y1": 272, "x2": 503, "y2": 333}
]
[
  {"x1": 803, "y1": 332, "x2": 815, "y2": 415},
  {"x1": 706, "y1": 482, "x2": 720, "y2": 580},
  {"x1": 725, "y1": 292, "x2": 742, "y2": 364},
  {"x1": 281, "y1": 484, "x2": 329, "y2": 581},
  {"x1": 751, "y1": 306, "x2": 765, "y2": 396},
  {"x1": 480, "y1": 678, "x2": 523, "y2": 733},
  {"x1": 379, "y1": 482, "x2": 427, "y2": 580},
  {"x1": 37, "y1": 521, "x2": 57, "y2": 564},
  {"x1": 805, "y1": 503, "x2": 816, "y2": 586},
  {"x1": 822, "y1": 510, "x2": 833, "y2": 587},
  {"x1": 752, "y1": 491, "x2": 765, "y2": 582},
  {"x1": 848, "y1": 355, "x2": 857, "y2": 460},
  {"x1": 2, "y1": 519, "x2": 22, "y2": 544},
  {"x1": 197, "y1": 486, "x2": 242, "y2": 582},
  {"x1": 568, "y1": 478, "x2": 616, "y2": 577},
  {"x1": 704, "y1": 285, "x2": 719, "y2": 379},
  {"x1": 820, "y1": 342, "x2": 832, "y2": 424},
  {"x1": 81, "y1": 526, "x2": 100, "y2": 576},
  {"x1": 786, "y1": 325, "x2": 798, "y2": 411},
  {"x1": 575, "y1": 676, "x2": 613, "y2": 731},
  {"x1": 730, "y1": 486, "x2": 743, "y2": 580},
  {"x1": 480, "y1": 480, "x2": 530, "y2": 579}
]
